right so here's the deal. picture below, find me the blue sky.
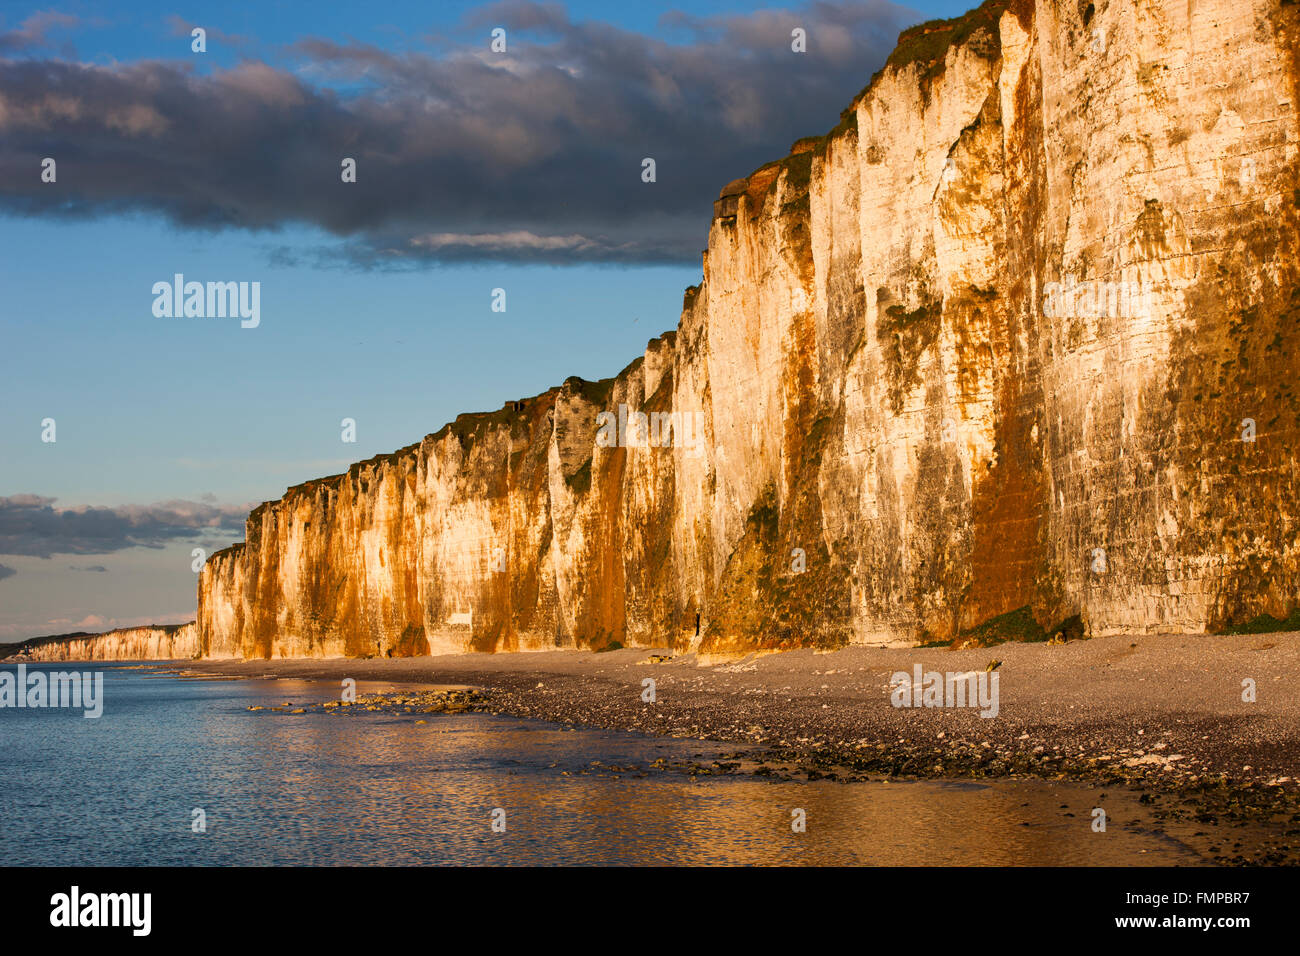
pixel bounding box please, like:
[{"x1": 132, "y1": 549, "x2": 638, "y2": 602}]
[{"x1": 0, "y1": 0, "x2": 977, "y2": 641}]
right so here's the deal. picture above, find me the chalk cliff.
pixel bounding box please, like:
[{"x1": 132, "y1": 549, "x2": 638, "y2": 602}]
[
  {"x1": 192, "y1": 0, "x2": 1300, "y2": 659},
  {"x1": 4, "y1": 624, "x2": 199, "y2": 662}
]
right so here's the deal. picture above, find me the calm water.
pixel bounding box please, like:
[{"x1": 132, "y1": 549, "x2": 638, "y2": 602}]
[{"x1": 1, "y1": 664, "x2": 1204, "y2": 865}]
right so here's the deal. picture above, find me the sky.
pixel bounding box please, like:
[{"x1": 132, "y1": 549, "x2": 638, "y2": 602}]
[{"x1": 0, "y1": 0, "x2": 978, "y2": 642}]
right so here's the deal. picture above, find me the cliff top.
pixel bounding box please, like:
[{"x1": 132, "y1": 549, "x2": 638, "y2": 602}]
[
  {"x1": 880, "y1": 0, "x2": 1008, "y2": 81},
  {"x1": 0, "y1": 621, "x2": 194, "y2": 658},
  {"x1": 714, "y1": 0, "x2": 1011, "y2": 217}
]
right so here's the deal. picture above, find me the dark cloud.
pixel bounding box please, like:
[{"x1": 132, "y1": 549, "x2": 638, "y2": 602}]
[
  {"x1": 0, "y1": 494, "x2": 249, "y2": 559},
  {"x1": 0, "y1": 563, "x2": 15, "y2": 582},
  {"x1": 67, "y1": 564, "x2": 109, "y2": 572},
  {"x1": 0, "y1": 0, "x2": 914, "y2": 264},
  {"x1": 463, "y1": 1, "x2": 572, "y2": 34}
]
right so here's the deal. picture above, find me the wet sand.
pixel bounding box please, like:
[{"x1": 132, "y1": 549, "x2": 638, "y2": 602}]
[{"x1": 171, "y1": 631, "x2": 1300, "y2": 863}]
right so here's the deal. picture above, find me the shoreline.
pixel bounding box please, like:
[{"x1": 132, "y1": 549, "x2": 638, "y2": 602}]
[
  {"x1": 183, "y1": 631, "x2": 1300, "y2": 865},
  {"x1": 27, "y1": 631, "x2": 1300, "y2": 863},
  {"x1": 22, "y1": 631, "x2": 1295, "y2": 779},
  {"x1": 123, "y1": 631, "x2": 1300, "y2": 786},
  {"x1": 171, "y1": 632, "x2": 1299, "y2": 786}
]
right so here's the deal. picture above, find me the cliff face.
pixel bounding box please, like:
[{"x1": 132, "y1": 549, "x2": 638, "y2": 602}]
[
  {"x1": 198, "y1": 0, "x2": 1300, "y2": 659},
  {"x1": 7, "y1": 624, "x2": 199, "y2": 662}
]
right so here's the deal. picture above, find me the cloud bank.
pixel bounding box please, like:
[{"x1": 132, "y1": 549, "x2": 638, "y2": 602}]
[
  {"x1": 0, "y1": 0, "x2": 914, "y2": 264},
  {"x1": 0, "y1": 494, "x2": 249, "y2": 561}
]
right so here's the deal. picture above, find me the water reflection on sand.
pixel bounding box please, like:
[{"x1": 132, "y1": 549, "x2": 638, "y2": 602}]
[{"x1": 1, "y1": 669, "x2": 1200, "y2": 865}]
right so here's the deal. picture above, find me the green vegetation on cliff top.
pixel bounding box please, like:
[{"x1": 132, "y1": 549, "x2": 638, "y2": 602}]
[{"x1": 732, "y1": 0, "x2": 1009, "y2": 204}]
